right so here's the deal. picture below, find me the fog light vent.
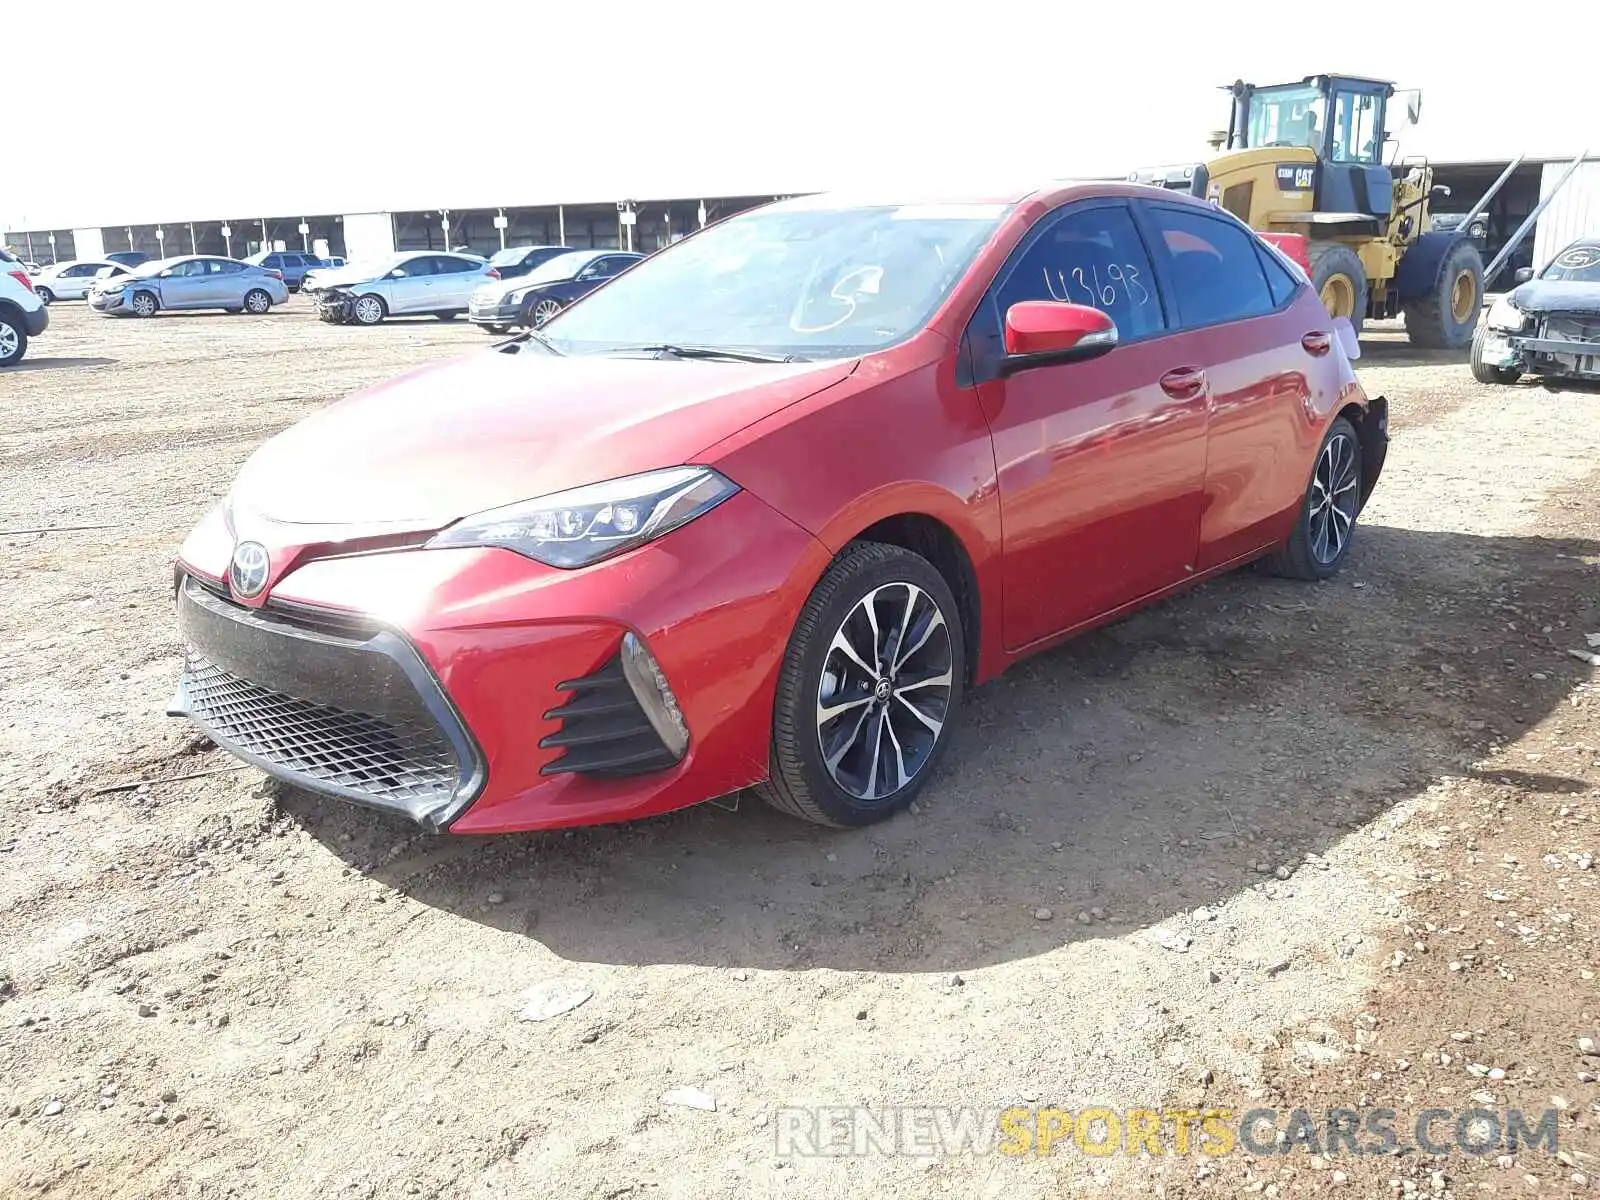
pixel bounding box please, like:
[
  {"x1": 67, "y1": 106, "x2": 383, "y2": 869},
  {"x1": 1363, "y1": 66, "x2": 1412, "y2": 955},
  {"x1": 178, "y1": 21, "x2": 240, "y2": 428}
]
[{"x1": 620, "y1": 632, "x2": 689, "y2": 760}]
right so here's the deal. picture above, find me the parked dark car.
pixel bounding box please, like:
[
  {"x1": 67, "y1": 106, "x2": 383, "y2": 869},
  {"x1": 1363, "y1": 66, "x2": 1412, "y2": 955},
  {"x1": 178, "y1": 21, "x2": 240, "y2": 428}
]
[
  {"x1": 468, "y1": 249, "x2": 644, "y2": 333},
  {"x1": 486, "y1": 244, "x2": 575, "y2": 281},
  {"x1": 244, "y1": 250, "x2": 331, "y2": 292},
  {"x1": 105, "y1": 251, "x2": 151, "y2": 268},
  {"x1": 1472, "y1": 238, "x2": 1600, "y2": 385}
]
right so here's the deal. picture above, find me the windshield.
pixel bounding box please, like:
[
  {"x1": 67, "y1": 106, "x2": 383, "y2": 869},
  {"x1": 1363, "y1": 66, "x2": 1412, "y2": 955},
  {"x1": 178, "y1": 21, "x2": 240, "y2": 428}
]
[
  {"x1": 540, "y1": 202, "x2": 1009, "y2": 358},
  {"x1": 1247, "y1": 84, "x2": 1325, "y2": 150},
  {"x1": 129, "y1": 258, "x2": 175, "y2": 277},
  {"x1": 522, "y1": 251, "x2": 598, "y2": 284},
  {"x1": 490, "y1": 245, "x2": 543, "y2": 266},
  {"x1": 1542, "y1": 244, "x2": 1600, "y2": 283}
]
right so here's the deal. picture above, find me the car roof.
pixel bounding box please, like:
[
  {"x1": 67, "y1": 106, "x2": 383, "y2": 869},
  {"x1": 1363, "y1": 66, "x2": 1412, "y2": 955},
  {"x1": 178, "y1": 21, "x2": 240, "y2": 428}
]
[{"x1": 762, "y1": 180, "x2": 1204, "y2": 213}]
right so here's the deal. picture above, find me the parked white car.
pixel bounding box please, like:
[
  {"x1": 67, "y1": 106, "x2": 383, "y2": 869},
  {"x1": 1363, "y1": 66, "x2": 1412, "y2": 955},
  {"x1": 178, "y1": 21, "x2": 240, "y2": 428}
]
[
  {"x1": 33, "y1": 259, "x2": 134, "y2": 303},
  {"x1": 311, "y1": 251, "x2": 494, "y2": 325},
  {"x1": 0, "y1": 247, "x2": 49, "y2": 367}
]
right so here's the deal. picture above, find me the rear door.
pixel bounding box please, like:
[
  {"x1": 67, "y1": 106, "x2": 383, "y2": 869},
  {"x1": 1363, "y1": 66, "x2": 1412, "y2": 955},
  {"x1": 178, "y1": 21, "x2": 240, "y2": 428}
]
[
  {"x1": 969, "y1": 199, "x2": 1211, "y2": 649},
  {"x1": 432, "y1": 256, "x2": 484, "y2": 308},
  {"x1": 1137, "y1": 201, "x2": 1322, "y2": 569}
]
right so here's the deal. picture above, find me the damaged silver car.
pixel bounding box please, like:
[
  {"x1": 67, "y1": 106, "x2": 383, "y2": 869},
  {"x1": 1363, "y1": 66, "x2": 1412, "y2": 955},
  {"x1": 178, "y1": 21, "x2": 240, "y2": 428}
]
[{"x1": 1472, "y1": 239, "x2": 1600, "y2": 385}]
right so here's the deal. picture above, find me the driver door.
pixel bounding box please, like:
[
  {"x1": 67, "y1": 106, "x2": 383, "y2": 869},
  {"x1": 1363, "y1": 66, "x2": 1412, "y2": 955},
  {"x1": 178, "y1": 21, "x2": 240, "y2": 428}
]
[
  {"x1": 388, "y1": 256, "x2": 437, "y2": 313},
  {"x1": 158, "y1": 259, "x2": 207, "y2": 308},
  {"x1": 967, "y1": 200, "x2": 1210, "y2": 650}
]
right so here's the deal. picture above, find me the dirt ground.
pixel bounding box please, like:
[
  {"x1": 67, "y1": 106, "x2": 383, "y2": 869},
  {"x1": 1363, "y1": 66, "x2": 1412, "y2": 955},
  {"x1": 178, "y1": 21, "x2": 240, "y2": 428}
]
[{"x1": 1, "y1": 300, "x2": 1597, "y2": 1200}]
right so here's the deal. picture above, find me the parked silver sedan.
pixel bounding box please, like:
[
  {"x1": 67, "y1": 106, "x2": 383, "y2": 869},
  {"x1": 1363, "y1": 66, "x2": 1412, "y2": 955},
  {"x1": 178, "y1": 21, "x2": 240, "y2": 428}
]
[
  {"x1": 88, "y1": 256, "x2": 289, "y2": 317},
  {"x1": 310, "y1": 251, "x2": 493, "y2": 325}
]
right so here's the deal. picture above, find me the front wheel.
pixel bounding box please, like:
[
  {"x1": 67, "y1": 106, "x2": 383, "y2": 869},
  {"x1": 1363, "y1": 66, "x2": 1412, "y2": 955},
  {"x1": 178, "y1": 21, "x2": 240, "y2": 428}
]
[
  {"x1": 482, "y1": 324, "x2": 511, "y2": 336},
  {"x1": 1404, "y1": 239, "x2": 1484, "y2": 349},
  {"x1": 527, "y1": 297, "x2": 563, "y2": 327},
  {"x1": 1264, "y1": 417, "x2": 1363, "y2": 581},
  {"x1": 351, "y1": 294, "x2": 386, "y2": 326},
  {"x1": 433, "y1": 311, "x2": 459, "y2": 321},
  {"x1": 759, "y1": 542, "x2": 965, "y2": 827},
  {"x1": 129, "y1": 290, "x2": 159, "y2": 318},
  {"x1": 243, "y1": 288, "x2": 272, "y2": 315},
  {"x1": 1469, "y1": 323, "x2": 1521, "y2": 385},
  {"x1": 1308, "y1": 242, "x2": 1369, "y2": 335}
]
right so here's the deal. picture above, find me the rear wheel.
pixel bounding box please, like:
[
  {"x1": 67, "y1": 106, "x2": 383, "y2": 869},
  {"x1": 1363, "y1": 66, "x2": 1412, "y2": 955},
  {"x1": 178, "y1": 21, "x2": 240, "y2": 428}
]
[
  {"x1": 758, "y1": 543, "x2": 964, "y2": 827},
  {"x1": 36, "y1": 287, "x2": 55, "y2": 304},
  {"x1": 0, "y1": 314, "x2": 26, "y2": 367},
  {"x1": 129, "y1": 290, "x2": 159, "y2": 318},
  {"x1": 482, "y1": 324, "x2": 511, "y2": 336},
  {"x1": 1404, "y1": 239, "x2": 1484, "y2": 349},
  {"x1": 352, "y1": 294, "x2": 386, "y2": 326},
  {"x1": 1469, "y1": 323, "x2": 1521, "y2": 385},
  {"x1": 243, "y1": 288, "x2": 272, "y2": 315},
  {"x1": 1308, "y1": 242, "x2": 1368, "y2": 334},
  {"x1": 1265, "y1": 417, "x2": 1363, "y2": 581}
]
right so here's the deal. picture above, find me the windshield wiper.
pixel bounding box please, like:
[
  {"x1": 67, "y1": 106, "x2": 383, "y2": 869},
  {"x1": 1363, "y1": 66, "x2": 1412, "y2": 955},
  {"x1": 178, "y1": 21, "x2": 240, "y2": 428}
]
[
  {"x1": 500, "y1": 327, "x2": 561, "y2": 355},
  {"x1": 623, "y1": 344, "x2": 805, "y2": 364}
]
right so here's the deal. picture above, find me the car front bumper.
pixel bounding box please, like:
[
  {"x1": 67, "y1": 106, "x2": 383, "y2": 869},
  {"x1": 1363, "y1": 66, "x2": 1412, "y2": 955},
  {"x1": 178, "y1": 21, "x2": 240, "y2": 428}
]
[
  {"x1": 1485, "y1": 317, "x2": 1600, "y2": 379},
  {"x1": 88, "y1": 291, "x2": 129, "y2": 313},
  {"x1": 468, "y1": 299, "x2": 524, "y2": 326},
  {"x1": 172, "y1": 492, "x2": 830, "y2": 833}
]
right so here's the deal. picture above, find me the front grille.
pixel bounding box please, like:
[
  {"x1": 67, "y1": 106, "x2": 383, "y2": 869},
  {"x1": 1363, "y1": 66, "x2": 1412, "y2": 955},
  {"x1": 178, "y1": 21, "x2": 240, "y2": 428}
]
[
  {"x1": 182, "y1": 650, "x2": 459, "y2": 803},
  {"x1": 540, "y1": 656, "x2": 676, "y2": 777},
  {"x1": 172, "y1": 577, "x2": 483, "y2": 827},
  {"x1": 1541, "y1": 315, "x2": 1600, "y2": 344}
]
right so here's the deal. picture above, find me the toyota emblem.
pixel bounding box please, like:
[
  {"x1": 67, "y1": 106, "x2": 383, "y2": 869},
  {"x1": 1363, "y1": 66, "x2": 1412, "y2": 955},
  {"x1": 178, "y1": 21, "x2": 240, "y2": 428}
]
[{"x1": 229, "y1": 541, "x2": 270, "y2": 598}]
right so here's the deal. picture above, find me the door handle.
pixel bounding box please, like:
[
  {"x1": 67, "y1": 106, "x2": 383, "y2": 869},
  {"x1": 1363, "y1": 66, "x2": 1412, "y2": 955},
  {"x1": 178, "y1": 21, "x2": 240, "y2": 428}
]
[
  {"x1": 1301, "y1": 330, "x2": 1333, "y2": 356},
  {"x1": 1159, "y1": 367, "x2": 1207, "y2": 400}
]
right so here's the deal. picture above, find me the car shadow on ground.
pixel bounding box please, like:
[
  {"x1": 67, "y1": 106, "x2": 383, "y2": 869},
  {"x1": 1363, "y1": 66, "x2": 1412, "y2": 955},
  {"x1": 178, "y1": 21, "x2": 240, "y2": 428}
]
[
  {"x1": 6, "y1": 356, "x2": 117, "y2": 371},
  {"x1": 284, "y1": 523, "x2": 1600, "y2": 973}
]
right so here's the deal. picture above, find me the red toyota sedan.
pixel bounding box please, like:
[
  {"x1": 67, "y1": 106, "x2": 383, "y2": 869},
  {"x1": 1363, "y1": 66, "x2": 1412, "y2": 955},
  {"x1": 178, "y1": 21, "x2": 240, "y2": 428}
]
[{"x1": 172, "y1": 183, "x2": 1386, "y2": 834}]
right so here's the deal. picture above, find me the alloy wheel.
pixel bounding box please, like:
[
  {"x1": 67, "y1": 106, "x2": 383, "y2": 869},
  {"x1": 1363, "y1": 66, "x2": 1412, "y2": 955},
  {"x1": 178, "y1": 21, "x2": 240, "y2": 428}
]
[
  {"x1": 815, "y1": 582, "x2": 954, "y2": 801},
  {"x1": 1308, "y1": 431, "x2": 1359, "y2": 565},
  {"x1": 1450, "y1": 269, "x2": 1477, "y2": 324},
  {"x1": 0, "y1": 322, "x2": 18, "y2": 360},
  {"x1": 245, "y1": 290, "x2": 270, "y2": 314},
  {"x1": 354, "y1": 296, "x2": 383, "y2": 325},
  {"x1": 531, "y1": 298, "x2": 562, "y2": 325},
  {"x1": 131, "y1": 293, "x2": 156, "y2": 317}
]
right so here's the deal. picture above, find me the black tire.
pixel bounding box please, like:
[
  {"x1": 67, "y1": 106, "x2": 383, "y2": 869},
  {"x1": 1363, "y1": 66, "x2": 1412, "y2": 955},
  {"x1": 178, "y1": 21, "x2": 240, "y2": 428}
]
[
  {"x1": 129, "y1": 290, "x2": 159, "y2": 318},
  {"x1": 758, "y1": 542, "x2": 965, "y2": 827},
  {"x1": 1307, "y1": 242, "x2": 1368, "y2": 335},
  {"x1": 243, "y1": 288, "x2": 272, "y2": 315},
  {"x1": 526, "y1": 296, "x2": 563, "y2": 327},
  {"x1": 0, "y1": 312, "x2": 26, "y2": 367},
  {"x1": 36, "y1": 287, "x2": 55, "y2": 305},
  {"x1": 351, "y1": 294, "x2": 387, "y2": 326},
  {"x1": 433, "y1": 311, "x2": 460, "y2": 321},
  {"x1": 1404, "y1": 239, "x2": 1484, "y2": 349},
  {"x1": 482, "y1": 324, "x2": 511, "y2": 336},
  {"x1": 1469, "y1": 323, "x2": 1521, "y2": 385},
  {"x1": 1264, "y1": 417, "x2": 1363, "y2": 581}
]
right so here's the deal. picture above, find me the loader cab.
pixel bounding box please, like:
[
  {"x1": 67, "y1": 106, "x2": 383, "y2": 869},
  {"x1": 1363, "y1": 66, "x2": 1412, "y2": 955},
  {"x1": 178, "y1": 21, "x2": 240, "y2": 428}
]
[{"x1": 1227, "y1": 75, "x2": 1402, "y2": 226}]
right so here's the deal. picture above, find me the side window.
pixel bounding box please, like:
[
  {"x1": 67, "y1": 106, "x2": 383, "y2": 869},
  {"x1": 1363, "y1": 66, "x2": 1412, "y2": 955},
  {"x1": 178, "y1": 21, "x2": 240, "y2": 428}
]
[
  {"x1": 1256, "y1": 243, "x2": 1304, "y2": 307},
  {"x1": 214, "y1": 260, "x2": 245, "y2": 275},
  {"x1": 170, "y1": 260, "x2": 204, "y2": 277},
  {"x1": 396, "y1": 257, "x2": 433, "y2": 278},
  {"x1": 1144, "y1": 207, "x2": 1276, "y2": 328},
  {"x1": 65, "y1": 264, "x2": 96, "y2": 278},
  {"x1": 1330, "y1": 91, "x2": 1382, "y2": 165},
  {"x1": 991, "y1": 204, "x2": 1165, "y2": 343},
  {"x1": 439, "y1": 257, "x2": 477, "y2": 274}
]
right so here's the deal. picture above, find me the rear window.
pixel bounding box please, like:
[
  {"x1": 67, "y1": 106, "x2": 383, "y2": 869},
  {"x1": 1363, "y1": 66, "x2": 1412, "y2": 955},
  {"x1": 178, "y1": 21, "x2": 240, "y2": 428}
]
[
  {"x1": 0, "y1": 248, "x2": 17, "y2": 264},
  {"x1": 1256, "y1": 243, "x2": 1304, "y2": 306}
]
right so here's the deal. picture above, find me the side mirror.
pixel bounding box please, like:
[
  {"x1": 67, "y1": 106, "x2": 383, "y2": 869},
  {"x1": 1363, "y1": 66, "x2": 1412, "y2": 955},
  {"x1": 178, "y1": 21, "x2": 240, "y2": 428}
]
[
  {"x1": 158, "y1": 268, "x2": 175, "y2": 278},
  {"x1": 388, "y1": 268, "x2": 407, "y2": 278},
  {"x1": 1396, "y1": 88, "x2": 1423, "y2": 127},
  {"x1": 999, "y1": 302, "x2": 1117, "y2": 375},
  {"x1": 1513, "y1": 266, "x2": 1534, "y2": 284}
]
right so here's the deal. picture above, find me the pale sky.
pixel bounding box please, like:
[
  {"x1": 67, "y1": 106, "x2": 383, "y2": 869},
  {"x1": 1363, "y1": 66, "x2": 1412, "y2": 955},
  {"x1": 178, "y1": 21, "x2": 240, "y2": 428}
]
[{"x1": 4, "y1": 0, "x2": 1595, "y2": 232}]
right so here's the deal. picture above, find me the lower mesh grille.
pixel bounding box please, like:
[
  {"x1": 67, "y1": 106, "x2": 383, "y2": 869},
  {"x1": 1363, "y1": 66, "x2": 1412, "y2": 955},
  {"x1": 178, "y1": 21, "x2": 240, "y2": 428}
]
[
  {"x1": 540, "y1": 656, "x2": 676, "y2": 777},
  {"x1": 182, "y1": 650, "x2": 459, "y2": 804}
]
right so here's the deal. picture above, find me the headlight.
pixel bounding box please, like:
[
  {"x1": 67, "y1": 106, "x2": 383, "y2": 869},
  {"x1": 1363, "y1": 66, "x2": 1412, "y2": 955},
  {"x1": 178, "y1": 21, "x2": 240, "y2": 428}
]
[
  {"x1": 505, "y1": 288, "x2": 533, "y2": 304},
  {"x1": 425, "y1": 466, "x2": 740, "y2": 568},
  {"x1": 1486, "y1": 295, "x2": 1526, "y2": 332},
  {"x1": 103, "y1": 282, "x2": 126, "y2": 294}
]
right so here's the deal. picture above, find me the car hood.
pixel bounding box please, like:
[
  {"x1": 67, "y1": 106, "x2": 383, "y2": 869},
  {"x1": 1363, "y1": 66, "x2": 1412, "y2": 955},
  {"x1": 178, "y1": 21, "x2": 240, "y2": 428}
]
[
  {"x1": 305, "y1": 263, "x2": 388, "y2": 289},
  {"x1": 471, "y1": 274, "x2": 569, "y2": 302},
  {"x1": 230, "y1": 348, "x2": 857, "y2": 528},
  {"x1": 1511, "y1": 280, "x2": 1600, "y2": 316}
]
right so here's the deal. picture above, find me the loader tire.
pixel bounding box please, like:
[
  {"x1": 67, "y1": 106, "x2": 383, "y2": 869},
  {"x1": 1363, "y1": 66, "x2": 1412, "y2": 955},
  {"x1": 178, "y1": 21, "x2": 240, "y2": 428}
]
[
  {"x1": 1308, "y1": 242, "x2": 1368, "y2": 335},
  {"x1": 1404, "y1": 239, "x2": 1484, "y2": 350}
]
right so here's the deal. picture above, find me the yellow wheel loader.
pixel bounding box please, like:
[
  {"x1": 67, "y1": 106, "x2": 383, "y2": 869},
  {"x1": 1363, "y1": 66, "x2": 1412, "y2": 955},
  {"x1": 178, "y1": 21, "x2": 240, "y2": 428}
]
[{"x1": 1135, "y1": 74, "x2": 1485, "y2": 349}]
